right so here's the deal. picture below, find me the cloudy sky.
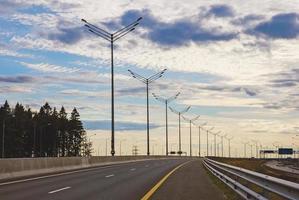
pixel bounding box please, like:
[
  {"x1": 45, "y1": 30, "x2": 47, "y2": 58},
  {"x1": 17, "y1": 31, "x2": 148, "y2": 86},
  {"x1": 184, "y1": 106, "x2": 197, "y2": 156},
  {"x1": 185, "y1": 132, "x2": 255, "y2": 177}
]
[{"x1": 1, "y1": 0, "x2": 299, "y2": 156}]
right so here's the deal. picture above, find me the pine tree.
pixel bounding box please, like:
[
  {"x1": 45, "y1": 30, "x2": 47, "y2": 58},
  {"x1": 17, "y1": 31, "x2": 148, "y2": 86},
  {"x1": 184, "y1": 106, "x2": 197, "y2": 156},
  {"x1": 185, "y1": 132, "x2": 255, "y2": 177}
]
[
  {"x1": 68, "y1": 108, "x2": 90, "y2": 156},
  {"x1": 58, "y1": 106, "x2": 68, "y2": 157},
  {"x1": 0, "y1": 101, "x2": 90, "y2": 158}
]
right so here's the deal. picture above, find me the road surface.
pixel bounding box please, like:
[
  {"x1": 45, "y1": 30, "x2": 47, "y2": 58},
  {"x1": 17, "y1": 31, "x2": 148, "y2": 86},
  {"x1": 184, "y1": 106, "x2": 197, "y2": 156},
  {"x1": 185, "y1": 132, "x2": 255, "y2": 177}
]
[{"x1": 0, "y1": 158, "x2": 225, "y2": 200}]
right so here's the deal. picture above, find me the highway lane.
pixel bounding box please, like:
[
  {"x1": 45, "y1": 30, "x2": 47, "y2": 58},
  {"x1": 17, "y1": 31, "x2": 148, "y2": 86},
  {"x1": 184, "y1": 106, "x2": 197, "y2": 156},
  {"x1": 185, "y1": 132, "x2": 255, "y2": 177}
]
[{"x1": 0, "y1": 158, "x2": 191, "y2": 200}]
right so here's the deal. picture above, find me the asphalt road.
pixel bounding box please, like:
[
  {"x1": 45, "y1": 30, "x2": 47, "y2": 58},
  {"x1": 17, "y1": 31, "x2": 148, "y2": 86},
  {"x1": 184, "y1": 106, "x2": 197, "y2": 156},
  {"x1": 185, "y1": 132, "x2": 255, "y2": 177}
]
[
  {"x1": 151, "y1": 159, "x2": 226, "y2": 200},
  {"x1": 0, "y1": 158, "x2": 191, "y2": 200}
]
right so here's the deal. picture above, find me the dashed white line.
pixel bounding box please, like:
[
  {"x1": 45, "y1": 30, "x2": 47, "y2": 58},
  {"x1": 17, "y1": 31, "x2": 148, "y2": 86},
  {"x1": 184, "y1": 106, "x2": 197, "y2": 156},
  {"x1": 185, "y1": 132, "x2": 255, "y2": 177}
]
[
  {"x1": 130, "y1": 168, "x2": 136, "y2": 171},
  {"x1": 105, "y1": 174, "x2": 114, "y2": 178},
  {"x1": 48, "y1": 186, "x2": 71, "y2": 194}
]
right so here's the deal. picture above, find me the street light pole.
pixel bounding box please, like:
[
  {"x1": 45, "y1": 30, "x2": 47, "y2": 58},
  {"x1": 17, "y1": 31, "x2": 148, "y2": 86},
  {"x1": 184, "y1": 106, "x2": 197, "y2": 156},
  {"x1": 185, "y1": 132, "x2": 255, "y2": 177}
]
[
  {"x1": 182, "y1": 115, "x2": 200, "y2": 157},
  {"x1": 169, "y1": 106, "x2": 191, "y2": 156},
  {"x1": 128, "y1": 69, "x2": 167, "y2": 156},
  {"x1": 193, "y1": 122, "x2": 207, "y2": 157},
  {"x1": 119, "y1": 139, "x2": 126, "y2": 156},
  {"x1": 220, "y1": 134, "x2": 227, "y2": 157},
  {"x1": 252, "y1": 140, "x2": 259, "y2": 158},
  {"x1": 226, "y1": 136, "x2": 233, "y2": 158},
  {"x1": 242, "y1": 142, "x2": 248, "y2": 158},
  {"x1": 82, "y1": 17, "x2": 142, "y2": 156},
  {"x1": 152, "y1": 92, "x2": 180, "y2": 156},
  {"x1": 211, "y1": 131, "x2": 221, "y2": 157},
  {"x1": 205, "y1": 127, "x2": 214, "y2": 157}
]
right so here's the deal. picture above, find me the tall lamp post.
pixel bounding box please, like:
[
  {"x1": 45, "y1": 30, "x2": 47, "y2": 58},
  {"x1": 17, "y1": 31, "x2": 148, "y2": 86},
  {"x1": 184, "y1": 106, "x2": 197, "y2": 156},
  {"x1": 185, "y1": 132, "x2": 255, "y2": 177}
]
[
  {"x1": 128, "y1": 69, "x2": 167, "y2": 156},
  {"x1": 252, "y1": 140, "x2": 259, "y2": 158},
  {"x1": 182, "y1": 115, "x2": 200, "y2": 157},
  {"x1": 226, "y1": 136, "x2": 233, "y2": 158},
  {"x1": 169, "y1": 106, "x2": 191, "y2": 156},
  {"x1": 193, "y1": 122, "x2": 207, "y2": 157},
  {"x1": 119, "y1": 139, "x2": 126, "y2": 156},
  {"x1": 220, "y1": 133, "x2": 227, "y2": 157},
  {"x1": 211, "y1": 131, "x2": 221, "y2": 157},
  {"x1": 205, "y1": 127, "x2": 214, "y2": 156},
  {"x1": 242, "y1": 141, "x2": 248, "y2": 158},
  {"x1": 152, "y1": 92, "x2": 180, "y2": 156},
  {"x1": 82, "y1": 17, "x2": 142, "y2": 156}
]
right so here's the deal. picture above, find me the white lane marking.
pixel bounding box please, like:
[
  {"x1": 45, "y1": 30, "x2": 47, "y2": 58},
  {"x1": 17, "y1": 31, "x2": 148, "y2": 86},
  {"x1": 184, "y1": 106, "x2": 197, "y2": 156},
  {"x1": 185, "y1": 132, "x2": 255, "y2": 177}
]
[
  {"x1": 105, "y1": 174, "x2": 114, "y2": 178},
  {"x1": 130, "y1": 168, "x2": 136, "y2": 171},
  {"x1": 48, "y1": 186, "x2": 71, "y2": 194}
]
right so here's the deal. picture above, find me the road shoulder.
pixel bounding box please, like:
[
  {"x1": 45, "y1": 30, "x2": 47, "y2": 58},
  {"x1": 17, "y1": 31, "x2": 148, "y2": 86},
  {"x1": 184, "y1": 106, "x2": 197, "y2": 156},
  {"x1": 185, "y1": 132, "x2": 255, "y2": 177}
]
[{"x1": 150, "y1": 159, "x2": 226, "y2": 200}]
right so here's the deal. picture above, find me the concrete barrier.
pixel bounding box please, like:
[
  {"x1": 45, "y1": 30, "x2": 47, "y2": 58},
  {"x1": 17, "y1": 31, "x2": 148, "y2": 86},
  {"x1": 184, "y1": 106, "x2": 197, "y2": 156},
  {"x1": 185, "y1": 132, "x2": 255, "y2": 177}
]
[{"x1": 0, "y1": 156, "x2": 175, "y2": 181}]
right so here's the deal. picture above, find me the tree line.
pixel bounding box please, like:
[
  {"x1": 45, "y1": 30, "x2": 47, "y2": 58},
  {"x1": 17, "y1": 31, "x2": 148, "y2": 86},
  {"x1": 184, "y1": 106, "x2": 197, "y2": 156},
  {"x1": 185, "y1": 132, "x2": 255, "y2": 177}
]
[{"x1": 0, "y1": 100, "x2": 92, "y2": 158}]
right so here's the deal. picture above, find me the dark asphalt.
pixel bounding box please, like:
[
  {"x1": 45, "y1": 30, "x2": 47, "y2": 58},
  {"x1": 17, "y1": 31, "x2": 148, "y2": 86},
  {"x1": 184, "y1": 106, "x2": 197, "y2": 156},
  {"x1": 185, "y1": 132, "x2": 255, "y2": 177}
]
[
  {"x1": 151, "y1": 160, "x2": 225, "y2": 200},
  {"x1": 0, "y1": 158, "x2": 191, "y2": 200}
]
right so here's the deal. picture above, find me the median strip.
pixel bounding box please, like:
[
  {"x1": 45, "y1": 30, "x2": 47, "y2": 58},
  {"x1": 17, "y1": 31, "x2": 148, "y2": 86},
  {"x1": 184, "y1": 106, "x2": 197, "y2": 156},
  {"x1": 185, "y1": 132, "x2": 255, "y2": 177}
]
[
  {"x1": 141, "y1": 160, "x2": 192, "y2": 200},
  {"x1": 48, "y1": 186, "x2": 71, "y2": 194}
]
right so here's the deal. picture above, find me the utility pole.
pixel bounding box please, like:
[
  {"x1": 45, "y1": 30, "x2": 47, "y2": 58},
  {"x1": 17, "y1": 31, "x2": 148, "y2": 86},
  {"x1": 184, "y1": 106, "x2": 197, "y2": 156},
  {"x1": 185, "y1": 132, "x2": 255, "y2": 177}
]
[
  {"x1": 152, "y1": 92, "x2": 180, "y2": 156},
  {"x1": 128, "y1": 69, "x2": 167, "y2": 156},
  {"x1": 82, "y1": 17, "x2": 142, "y2": 156}
]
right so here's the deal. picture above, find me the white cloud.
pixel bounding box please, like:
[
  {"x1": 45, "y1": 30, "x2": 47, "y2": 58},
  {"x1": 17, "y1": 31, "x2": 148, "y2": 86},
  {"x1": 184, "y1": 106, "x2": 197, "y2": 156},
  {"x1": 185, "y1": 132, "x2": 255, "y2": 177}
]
[{"x1": 19, "y1": 62, "x2": 80, "y2": 73}]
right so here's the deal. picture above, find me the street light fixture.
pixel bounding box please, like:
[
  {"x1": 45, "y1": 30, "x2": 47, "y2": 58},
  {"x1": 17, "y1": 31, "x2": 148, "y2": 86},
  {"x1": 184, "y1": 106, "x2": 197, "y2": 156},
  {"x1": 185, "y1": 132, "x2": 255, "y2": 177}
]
[
  {"x1": 128, "y1": 69, "x2": 167, "y2": 156},
  {"x1": 182, "y1": 115, "x2": 200, "y2": 157},
  {"x1": 192, "y1": 122, "x2": 207, "y2": 157},
  {"x1": 82, "y1": 17, "x2": 142, "y2": 156},
  {"x1": 152, "y1": 92, "x2": 180, "y2": 156},
  {"x1": 169, "y1": 106, "x2": 191, "y2": 156}
]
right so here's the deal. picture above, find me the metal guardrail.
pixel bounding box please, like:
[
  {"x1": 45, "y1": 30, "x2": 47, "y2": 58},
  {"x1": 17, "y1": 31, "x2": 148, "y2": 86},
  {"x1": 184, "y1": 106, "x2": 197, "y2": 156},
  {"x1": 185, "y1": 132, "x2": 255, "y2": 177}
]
[{"x1": 203, "y1": 158, "x2": 299, "y2": 200}]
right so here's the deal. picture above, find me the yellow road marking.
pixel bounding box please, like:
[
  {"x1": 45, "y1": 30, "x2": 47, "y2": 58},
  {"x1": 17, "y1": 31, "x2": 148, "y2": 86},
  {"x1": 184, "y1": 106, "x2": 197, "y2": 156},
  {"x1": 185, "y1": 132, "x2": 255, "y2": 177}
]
[{"x1": 141, "y1": 160, "x2": 192, "y2": 200}]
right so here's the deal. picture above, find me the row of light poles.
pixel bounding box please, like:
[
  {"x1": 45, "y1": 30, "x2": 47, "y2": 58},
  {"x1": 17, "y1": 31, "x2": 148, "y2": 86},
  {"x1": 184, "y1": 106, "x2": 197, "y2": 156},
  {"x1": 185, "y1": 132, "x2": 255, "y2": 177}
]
[{"x1": 81, "y1": 17, "x2": 235, "y2": 157}]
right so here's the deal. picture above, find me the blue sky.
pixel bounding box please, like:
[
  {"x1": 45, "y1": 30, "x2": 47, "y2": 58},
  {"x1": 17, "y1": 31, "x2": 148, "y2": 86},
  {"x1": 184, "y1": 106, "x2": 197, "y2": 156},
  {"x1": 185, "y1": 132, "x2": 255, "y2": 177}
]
[{"x1": 1, "y1": 0, "x2": 299, "y2": 156}]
